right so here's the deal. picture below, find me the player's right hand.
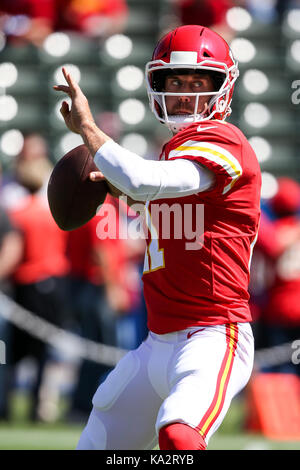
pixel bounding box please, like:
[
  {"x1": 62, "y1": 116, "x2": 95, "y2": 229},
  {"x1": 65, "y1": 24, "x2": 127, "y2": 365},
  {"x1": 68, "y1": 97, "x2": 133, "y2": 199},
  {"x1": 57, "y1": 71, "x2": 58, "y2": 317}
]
[
  {"x1": 53, "y1": 67, "x2": 95, "y2": 135},
  {"x1": 89, "y1": 171, "x2": 105, "y2": 181}
]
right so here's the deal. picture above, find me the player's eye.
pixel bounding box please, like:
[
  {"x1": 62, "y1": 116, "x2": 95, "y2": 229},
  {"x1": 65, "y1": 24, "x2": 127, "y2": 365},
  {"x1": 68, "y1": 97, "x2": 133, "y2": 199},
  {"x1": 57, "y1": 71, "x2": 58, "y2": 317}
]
[{"x1": 165, "y1": 77, "x2": 182, "y2": 87}]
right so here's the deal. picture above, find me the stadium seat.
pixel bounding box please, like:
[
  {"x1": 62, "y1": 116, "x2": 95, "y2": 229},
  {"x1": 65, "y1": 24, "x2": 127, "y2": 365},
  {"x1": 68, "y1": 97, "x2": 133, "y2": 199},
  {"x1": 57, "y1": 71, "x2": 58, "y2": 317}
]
[
  {"x1": 125, "y1": 1, "x2": 162, "y2": 37},
  {"x1": 109, "y1": 67, "x2": 147, "y2": 102},
  {"x1": 0, "y1": 99, "x2": 46, "y2": 132},
  {"x1": 236, "y1": 74, "x2": 290, "y2": 105},
  {"x1": 5, "y1": 65, "x2": 43, "y2": 97},
  {"x1": 125, "y1": 12, "x2": 158, "y2": 37},
  {"x1": 238, "y1": 105, "x2": 295, "y2": 139},
  {"x1": 237, "y1": 44, "x2": 284, "y2": 73},
  {"x1": 114, "y1": 108, "x2": 159, "y2": 136},
  {"x1": 285, "y1": 39, "x2": 300, "y2": 74},
  {"x1": 258, "y1": 142, "x2": 298, "y2": 175},
  {"x1": 81, "y1": 67, "x2": 111, "y2": 98},
  {"x1": 99, "y1": 39, "x2": 154, "y2": 68},
  {"x1": 241, "y1": 21, "x2": 281, "y2": 44},
  {"x1": 48, "y1": 64, "x2": 110, "y2": 98},
  {"x1": 38, "y1": 33, "x2": 98, "y2": 65},
  {"x1": 281, "y1": 9, "x2": 300, "y2": 40},
  {"x1": 0, "y1": 44, "x2": 39, "y2": 65}
]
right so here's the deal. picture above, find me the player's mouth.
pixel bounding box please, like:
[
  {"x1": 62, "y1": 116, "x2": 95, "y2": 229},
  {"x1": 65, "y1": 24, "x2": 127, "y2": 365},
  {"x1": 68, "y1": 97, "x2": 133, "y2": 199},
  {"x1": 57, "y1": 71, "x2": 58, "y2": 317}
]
[{"x1": 173, "y1": 110, "x2": 193, "y2": 115}]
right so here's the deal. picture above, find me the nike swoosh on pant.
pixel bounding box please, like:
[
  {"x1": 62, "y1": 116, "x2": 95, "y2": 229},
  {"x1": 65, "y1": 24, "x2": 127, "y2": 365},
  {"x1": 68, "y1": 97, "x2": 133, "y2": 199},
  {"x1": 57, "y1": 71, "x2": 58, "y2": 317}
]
[{"x1": 187, "y1": 328, "x2": 205, "y2": 339}]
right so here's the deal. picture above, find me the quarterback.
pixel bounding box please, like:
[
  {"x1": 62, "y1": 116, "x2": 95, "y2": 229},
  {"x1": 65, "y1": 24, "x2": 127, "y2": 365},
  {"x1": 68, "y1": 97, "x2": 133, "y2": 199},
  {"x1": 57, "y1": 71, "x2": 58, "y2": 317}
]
[{"x1": 54, "y1": 25, "x2": 261, "y2": 450}]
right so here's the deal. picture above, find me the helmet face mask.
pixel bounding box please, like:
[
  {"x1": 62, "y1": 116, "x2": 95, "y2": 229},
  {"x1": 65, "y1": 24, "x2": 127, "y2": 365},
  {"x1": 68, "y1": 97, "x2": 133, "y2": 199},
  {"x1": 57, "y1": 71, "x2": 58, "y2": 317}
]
[{"x1": 145, "y1": 25, "x2": 239, "y2": 133}]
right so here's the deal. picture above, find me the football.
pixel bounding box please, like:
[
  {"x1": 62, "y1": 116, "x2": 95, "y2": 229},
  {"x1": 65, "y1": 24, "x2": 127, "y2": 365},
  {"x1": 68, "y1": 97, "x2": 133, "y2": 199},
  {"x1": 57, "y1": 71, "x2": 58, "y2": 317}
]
[{"x1": 47, "y1": 144, "x2": 108, "y2": 231}]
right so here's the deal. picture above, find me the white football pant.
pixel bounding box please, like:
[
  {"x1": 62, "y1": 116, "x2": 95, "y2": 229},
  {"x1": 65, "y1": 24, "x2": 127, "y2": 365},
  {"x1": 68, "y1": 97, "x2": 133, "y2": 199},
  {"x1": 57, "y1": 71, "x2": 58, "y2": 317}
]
[{"x1": 76, "y1": 322, "x2": 254, "y2": 450}]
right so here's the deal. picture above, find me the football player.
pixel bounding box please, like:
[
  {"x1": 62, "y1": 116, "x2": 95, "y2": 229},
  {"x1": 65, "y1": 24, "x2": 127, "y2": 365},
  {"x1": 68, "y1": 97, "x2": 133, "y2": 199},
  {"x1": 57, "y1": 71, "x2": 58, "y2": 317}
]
[{"x1": 54, "y1": 25, "x2": 261, "y2": 450}]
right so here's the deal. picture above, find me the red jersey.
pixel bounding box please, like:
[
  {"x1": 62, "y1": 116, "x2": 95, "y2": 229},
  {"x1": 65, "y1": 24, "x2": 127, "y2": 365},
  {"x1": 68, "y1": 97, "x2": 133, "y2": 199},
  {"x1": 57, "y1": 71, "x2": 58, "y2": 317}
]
[
  {"x1": 9, "y1": 194, "x2": 69, "y2": 284},
  {"x1": 142, "y1": 120, "x2": 261, "y2": 333},
  {"x1": 67, "y1": 201, "x2": 127, "y2": 286},
  {"x1": 67, "y1": 215, "x2": 106, "y2": 285}
]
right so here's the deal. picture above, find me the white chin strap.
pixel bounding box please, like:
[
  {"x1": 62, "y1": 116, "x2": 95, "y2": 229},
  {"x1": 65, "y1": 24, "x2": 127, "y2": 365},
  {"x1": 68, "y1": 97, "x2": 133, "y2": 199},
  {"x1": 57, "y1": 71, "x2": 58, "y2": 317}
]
[{"x1": 166, "y1": 114, "x2": 207, "y2": 133}]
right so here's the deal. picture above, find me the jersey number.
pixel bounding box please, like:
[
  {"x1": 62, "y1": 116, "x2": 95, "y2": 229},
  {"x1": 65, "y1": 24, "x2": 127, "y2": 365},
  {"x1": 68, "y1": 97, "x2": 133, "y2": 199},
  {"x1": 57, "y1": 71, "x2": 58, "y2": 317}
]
[{"x1": 143, "y1": 201, "x2": 165, "y2": 273}]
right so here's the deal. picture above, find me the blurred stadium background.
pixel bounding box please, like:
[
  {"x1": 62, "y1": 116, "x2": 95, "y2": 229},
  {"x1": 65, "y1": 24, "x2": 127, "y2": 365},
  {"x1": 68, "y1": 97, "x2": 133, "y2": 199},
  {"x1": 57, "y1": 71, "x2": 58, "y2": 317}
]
[{"x1": 0, "y1": 0, "x2": 300, "y2": 450}]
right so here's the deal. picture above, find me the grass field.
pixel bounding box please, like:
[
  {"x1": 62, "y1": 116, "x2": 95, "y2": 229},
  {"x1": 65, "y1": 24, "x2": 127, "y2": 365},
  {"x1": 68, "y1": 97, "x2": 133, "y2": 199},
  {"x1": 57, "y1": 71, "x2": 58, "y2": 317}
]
[
  {"x1": 1, "y1": 424, "x2": 300, "y2": 450},
  {"x1": 0, "y1": 392, "x2": 299, "y2": 450}
]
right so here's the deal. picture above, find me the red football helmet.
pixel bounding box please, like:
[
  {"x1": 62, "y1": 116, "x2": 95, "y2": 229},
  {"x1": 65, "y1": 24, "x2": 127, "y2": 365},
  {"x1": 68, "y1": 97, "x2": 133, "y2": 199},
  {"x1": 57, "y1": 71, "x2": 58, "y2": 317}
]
[{"x1": 145, "y1": 25, "x2": 239, "y2": 133}]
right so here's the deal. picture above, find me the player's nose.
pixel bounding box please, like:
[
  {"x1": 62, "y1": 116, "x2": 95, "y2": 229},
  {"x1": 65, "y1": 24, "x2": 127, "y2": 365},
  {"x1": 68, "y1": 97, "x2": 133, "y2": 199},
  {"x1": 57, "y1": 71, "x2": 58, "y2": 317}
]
[{"x1": 178, "y1": 95, "x2": 191, "y2": 103}]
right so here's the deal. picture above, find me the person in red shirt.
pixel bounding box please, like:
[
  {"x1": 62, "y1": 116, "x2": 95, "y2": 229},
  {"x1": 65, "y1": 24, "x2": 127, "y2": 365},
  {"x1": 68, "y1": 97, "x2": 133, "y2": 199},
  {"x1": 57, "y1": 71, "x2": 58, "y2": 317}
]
[
  {"x1": 0, "y1": 204, "x2": 23, "y2": 420},
  {"x1": 258, "y1": 178, "x2": 300, "y2": 375},
  {"x1": 54, "y1": 25, "x2": 261, "y2": 450},
  {"x1": 6, "y1": 154, "x2": 70, "y2": 421},
  {"x1": 176, "y1": 0, "x2": 232, "y2": 26},
  {"x1": 0, "y1": 0, "x2": 55, "y2": 46},
  {"x1": 54, "y1": 0, "x2": 128, "y2": 38},
  {"x1": 174, "y1": 0, "x2": 235, "y2": 42},
  {"x1": 0, "y1": 0, "x2": 128, "y2": 45}
]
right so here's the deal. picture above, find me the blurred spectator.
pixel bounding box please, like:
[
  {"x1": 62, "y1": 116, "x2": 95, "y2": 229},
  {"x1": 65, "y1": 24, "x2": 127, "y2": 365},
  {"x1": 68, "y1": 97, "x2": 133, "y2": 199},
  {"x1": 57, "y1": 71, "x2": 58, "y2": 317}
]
[
  {"x1": 249, "y1": 210, "x2": 279, "y2": 348},
  {"x1": 0, "y1": 0, "x2": 55, "y2": 46},
  {"x1": 0, "y1": 0, "x2": 128, "y2": 46},
  {"x1": 0, "y1": 203, "x2": 24, "y2": 420},
  {"x1": 0, "y1": 133, "x2": 51, "y2": 211},
  {"x1": 276, "y1": 0, "x2": 300, "y2": 22},
  {"x1": 245, "y1": 0, "x2": 277, "y2": 23},
  {"x1": 95, "y1": 111, "x2": 123, "y2": 142},
  {"x1": 173, "y1": 0, "x2": 235, "y2": 42},
  {"x1": 246, "y1": 0, "x2": 300, "y2": 24},
  {"x1": 252, "y1": 178, "x2": 300, "y2": 375},
  {"x1": 3, "y1": 153, "x2": 70, "y2": 421},
  {"x1": 0, "y1": 161, "x2": 24, "y2": 293},
  {"x1": 54, "y1": 0, "x2": 128, "y2": 38},
  {"x1": 67, "y1": 195, "x2": 132, "y2": 419}
]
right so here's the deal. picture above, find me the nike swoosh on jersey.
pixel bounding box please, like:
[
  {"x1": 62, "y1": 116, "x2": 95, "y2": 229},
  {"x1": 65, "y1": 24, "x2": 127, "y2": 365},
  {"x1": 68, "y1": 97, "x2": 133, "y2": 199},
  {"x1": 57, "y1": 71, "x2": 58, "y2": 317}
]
[
  {"x1": 187, "y1": 328, "x2": 205, "y2": 339},
  {"x1": 196, "y1": 125, "x2": 217, "y2": 132}
]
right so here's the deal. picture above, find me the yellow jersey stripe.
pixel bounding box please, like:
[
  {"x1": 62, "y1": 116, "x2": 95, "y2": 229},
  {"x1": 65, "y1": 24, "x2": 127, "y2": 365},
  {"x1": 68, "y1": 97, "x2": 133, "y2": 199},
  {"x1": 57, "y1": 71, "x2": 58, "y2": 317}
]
[
  {"x1": 175, "y1": 145, "x2": 241, "y2": 180},
  {"x1": 169, "y1": 140, "x2": 242, "y2": 194}
]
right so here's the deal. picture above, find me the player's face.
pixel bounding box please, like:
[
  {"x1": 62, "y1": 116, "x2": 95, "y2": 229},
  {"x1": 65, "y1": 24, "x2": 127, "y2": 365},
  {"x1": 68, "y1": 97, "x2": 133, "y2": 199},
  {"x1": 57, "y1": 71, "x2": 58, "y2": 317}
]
[{"x1": 164, "y1": 73, "x2": 215, "y2": 116}]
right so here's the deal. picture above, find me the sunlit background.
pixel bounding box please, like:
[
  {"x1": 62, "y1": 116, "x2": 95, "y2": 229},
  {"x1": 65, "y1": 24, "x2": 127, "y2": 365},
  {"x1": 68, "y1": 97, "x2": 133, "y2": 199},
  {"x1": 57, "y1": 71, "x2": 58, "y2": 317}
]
[{"x1": 0, "y1": 3, "x2": 299, "y2": 198}]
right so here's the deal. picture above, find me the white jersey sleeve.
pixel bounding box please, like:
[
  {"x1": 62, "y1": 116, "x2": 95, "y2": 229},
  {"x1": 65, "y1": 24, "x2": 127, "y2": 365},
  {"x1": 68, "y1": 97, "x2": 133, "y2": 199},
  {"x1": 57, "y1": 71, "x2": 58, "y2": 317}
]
[{"x1": 94, "y1": 140, "x2": 214, "y2": 201}]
